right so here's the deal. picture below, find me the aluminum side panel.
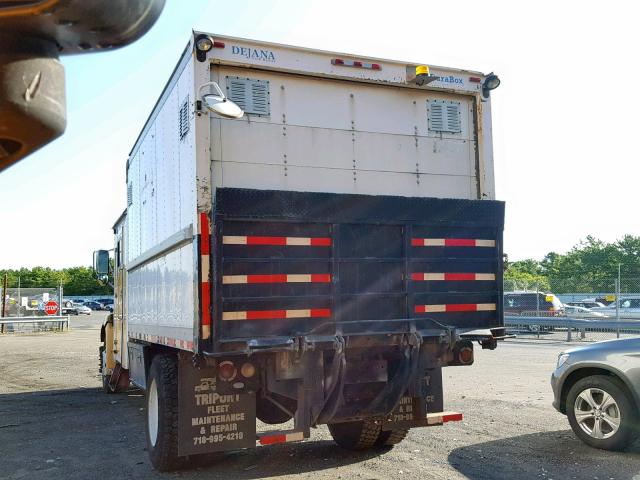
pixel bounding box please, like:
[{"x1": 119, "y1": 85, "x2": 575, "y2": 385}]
[
  {"x1": 127, "y1": 242, "x2": 195, "y2": 343},
  {"x1": 124, "y1": 52, "x2": 198, "y2": 346}
]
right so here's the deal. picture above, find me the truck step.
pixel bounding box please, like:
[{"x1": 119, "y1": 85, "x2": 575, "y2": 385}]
[{"x1": 257, "y1": 430, "x2": 306, "y2": 446}]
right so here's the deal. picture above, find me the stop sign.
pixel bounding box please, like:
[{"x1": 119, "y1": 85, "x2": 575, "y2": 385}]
[{"x1": 44, "y1": 301, "x2": 58, "y2": 315}]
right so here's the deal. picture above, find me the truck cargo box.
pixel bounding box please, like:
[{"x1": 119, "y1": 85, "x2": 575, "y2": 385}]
[{"x1": 120, "y1": 33, "x2": 501, "y2": 355}]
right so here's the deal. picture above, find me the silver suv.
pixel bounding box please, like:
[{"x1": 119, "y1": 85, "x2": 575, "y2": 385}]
[
  {"x1": 551, "y1": 338, "x2": 640, "y2": 450},
  {"x1": 592, "y1": 296, "x2": 640, "y2": 319}
]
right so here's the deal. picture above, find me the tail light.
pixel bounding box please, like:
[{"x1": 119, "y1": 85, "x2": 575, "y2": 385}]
[
  {"x1": 218, "y1": 361, "x2": 237, "y2": 381},
  {"x1": 458, "y1": 347, "x2": 474, "y2": 365},
  {"x1": 240, "y1": 362, "x2": 256, "y2": 378}
]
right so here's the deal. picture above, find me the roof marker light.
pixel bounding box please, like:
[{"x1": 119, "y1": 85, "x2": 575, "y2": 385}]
[{"x1": 331, "y1": 58, "x2": 381, "y2": 70}]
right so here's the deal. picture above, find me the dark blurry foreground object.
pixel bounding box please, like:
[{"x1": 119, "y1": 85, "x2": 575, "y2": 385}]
[{"x1": 0, "y1": 0, "x2": 166, "y2": 172}]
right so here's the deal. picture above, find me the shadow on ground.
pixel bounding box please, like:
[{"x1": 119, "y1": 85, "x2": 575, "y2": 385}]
[
  {"x1": 448, "y1": 429, "x2": 640, "y2": 480},
  {"x1": 0, "y1": 387, "x2": 387, "y2": 480}
]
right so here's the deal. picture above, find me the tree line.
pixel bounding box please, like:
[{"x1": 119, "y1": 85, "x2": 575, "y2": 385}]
[
  {"x1": 0, "y1": 266, "x2": 112, "y2": 296},
  {"x1": 505, "y1": 235, "x2": 640, "y2": 293},
  {"x1": 3, "y1": 235, "x2": 639, "y2": 296}
]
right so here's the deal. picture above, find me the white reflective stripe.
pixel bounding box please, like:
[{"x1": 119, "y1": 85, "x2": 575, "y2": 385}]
[
  {"x1": 286, "y1": 431, "x2": 305, "y2": 442},
  {"x1": 202, "y1": 324, "x2": 211, "y2": 340},
  {"x1": 423, "y1": 304, "x2": 447, "y2": 312},
  {"x1": 475, "y1": 273, "x2": 496, "y2": 281},
  {"x1": 222, "y1": 275, "x2": 248, "y2": 284},
  {"x1": 476, "y1": 303, "x2": 497, "y2": 311},
  {"x1": 201, "y1": 254, "x2": 210, "y2": 280},
  {"x1": 286, "y1": 309, "x2": 311, "y2": 318},
  {"x1": 222, "y1": 236, "x2": 247, "y2": 245},
  {"x1": 423, "y1": 238, "x2": 445, "y2": 246},
  {"x1": 475, "y1": 239, "x2": 496, "y2": 247},
  {"x1": 423, "y1": 273, "x2": 445, "y2": 281},
  {"x1": 426, "y1": 415, "x2": 443, "y2": 425},
  {"x1": 286, "y1": 237, "x2": 311, "y2": 246},
  {"x1": 222, "y1": 311, "x2": 247, "y2": 321},
  {"x1": 286, "y1": 274, "x2": 312, "y2": 282}
]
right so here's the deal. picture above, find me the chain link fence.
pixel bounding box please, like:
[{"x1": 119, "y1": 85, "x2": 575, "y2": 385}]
[
  {"x1": 504, "y1": 277, "x2": 640, "y2": 342},
  {"x1": 1, "y1": 286, "x2": 70, "y2": 334}
]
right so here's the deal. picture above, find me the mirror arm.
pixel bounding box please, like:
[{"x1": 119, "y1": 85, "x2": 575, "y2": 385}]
[{"x1": 198, "y1": 81, "x2": 226, "y2": 100}]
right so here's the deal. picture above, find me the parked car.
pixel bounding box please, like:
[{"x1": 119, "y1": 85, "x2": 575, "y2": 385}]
[
  {"x1": 581, "y1": 296, "x2": 616, "y2": 306},
  {"x1": 563, "y1": 305, "x2": 607, "y2": 318},
  {"x1": 504, "y1": 292, "x2": 564, "y2": 316},
  {"x1": 592, "y1": 297, "x2": 640, "y2": 319},
  {"x1": 105, "y1": 304, "x2": 113, "y2": 313},
  {"x1": 83, "y1": 301, "x2": 103, "y2": 311},
  {"x1": 551, "y1": 338, "x2": 640, "y2": 450},
  {"x1": 96, "y1": 298, "x2": 114, "y2": 306},
  {"x1": 62, "y1": 305, "x2": 79, "y2": 315},
  {"x1": 74, "y1": 303, "x2": 91, "y2": 315},
  {"x1": 565, "y1": 301, "x2": 606, "y2": 309}
]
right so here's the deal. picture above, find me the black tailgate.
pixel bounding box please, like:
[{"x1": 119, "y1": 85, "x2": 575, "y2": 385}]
[{"x1": 211, "y1": 188, "x2": 504, "y2": 344}]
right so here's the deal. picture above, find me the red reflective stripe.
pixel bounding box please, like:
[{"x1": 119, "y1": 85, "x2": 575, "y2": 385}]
[
  {"x1": 444, "y1": 273, "x2": 476, "y2": 281},
  {"x1": 444, "y1": 238, "x2": 476, "y2": 247},
  {"x1": 247, "y1": 236, "x2": 287, "y2": 246},
  {"x1": 259, "y1": 434, "x2": 286, "y2": 445},
  {"x1": 411, "y1": 238, "x2": 424, "y2": 246},
  {"x1": 237, "y1": 236, "x2": 331, "y2": 246},
  {"x1": 310, "y1": 274, "x2": 331, "y2": 283},
  {"x1": 201, "y1": 282, "x2": 211, "y2": 325},
  {"x1": 411, "y1": 273, "x2": 423, "y2": 280},
  {"x1": 246, "y1": 310, "x2": 287, "y2": 320},
  {"x1": 310, "y1": 237, "x2": 332, "y2": 246},
  {"x1": 446, "y1": 304, "x2": 478, "y2": 312},
  {"x1": 443, "y1": 413, "x2": 463, "y2": 423},
  {"x1": 200, "y1": 213, "x2": 210, "y2": 255},
  {"x1": 415, "y1": 305, "x2": 427, "y2": 313},
  {"x1": 310, "y1": 308, "x2": 331, "y2": 317},
  {"x1": 247, "y1": 274, "x2": 287, "y2": 283}
]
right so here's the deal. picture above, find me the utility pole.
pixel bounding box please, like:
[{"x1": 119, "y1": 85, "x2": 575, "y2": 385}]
[{"x1": 1, "y1": 272, "x2": 7, "y2": 333}]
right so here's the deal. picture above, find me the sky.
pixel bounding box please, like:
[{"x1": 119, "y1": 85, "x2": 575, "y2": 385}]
[{"x1": 1, "y1": 0, "x2": 638, "y2": 269}]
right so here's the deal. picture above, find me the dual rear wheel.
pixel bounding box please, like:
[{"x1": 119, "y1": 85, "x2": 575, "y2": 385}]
[{"x1": 328, "y1": 420, "x2": 409, "y2": 450}]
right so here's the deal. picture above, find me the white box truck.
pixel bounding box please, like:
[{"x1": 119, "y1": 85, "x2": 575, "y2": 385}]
[{"x1": 94, "y1": 31, "x2": 506, "y2": 471}]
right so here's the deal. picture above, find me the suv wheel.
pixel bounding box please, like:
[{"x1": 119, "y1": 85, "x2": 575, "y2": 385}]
[{"x1": 566, "y1": 375, "x2": 636, "y2": 451}]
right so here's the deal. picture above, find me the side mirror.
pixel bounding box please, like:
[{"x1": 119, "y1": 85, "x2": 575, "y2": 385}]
[{"x1": 93, "y1": 250, "x2": 110, "y2": 276}]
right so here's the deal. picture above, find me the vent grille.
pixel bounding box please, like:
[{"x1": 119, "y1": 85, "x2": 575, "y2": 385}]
[
  {"x1": 179, "y1": 97, "x2": 189, "y2": 140},
  {"x1": 428, "y1": 100, "x2": 461, "y2": 133},
  {"x1": 127, "y1": 183, "x2": 133, "y2": 206},
  {"x1": 226, "y1": 77, "x2": 270, "y2": 116}
]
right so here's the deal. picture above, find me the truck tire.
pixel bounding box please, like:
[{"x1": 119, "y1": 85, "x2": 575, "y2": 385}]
[
  {"x1": 146, "y1": 354, "x2": 184, "y2": 471},
  {"x1": 566, "y1": 375, "x2": 636, "y2": 451},
  {"x1": 328, "y1": 419, "x2": 382, "y2": 450},
  {"x1": 98, "y1": 346, "x2": 113, "y2": 394},
  {"x1": 375, "y1": 428, "x2": 409, "y2": 447}
]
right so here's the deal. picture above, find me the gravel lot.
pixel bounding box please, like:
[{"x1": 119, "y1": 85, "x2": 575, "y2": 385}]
[{"x1": 1, "y1": 312, "x2": 639, "y2": 479}]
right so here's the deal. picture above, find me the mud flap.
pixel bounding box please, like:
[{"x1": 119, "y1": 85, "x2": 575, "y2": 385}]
[
  {"x1": 381, "y1": 367, "x2": 443, "y2": 431},
  {"x1": 178, "y1": 358, "x2": 256, "y2": 456}
]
